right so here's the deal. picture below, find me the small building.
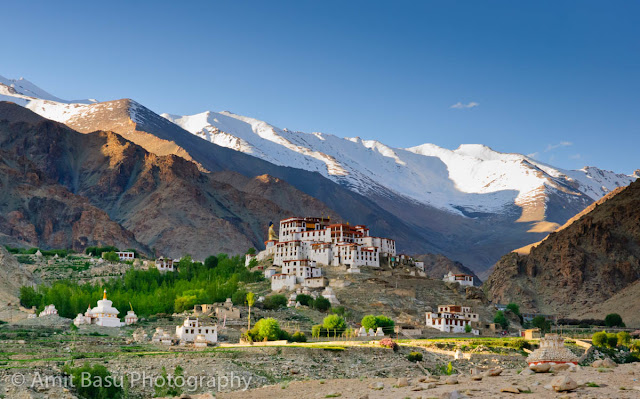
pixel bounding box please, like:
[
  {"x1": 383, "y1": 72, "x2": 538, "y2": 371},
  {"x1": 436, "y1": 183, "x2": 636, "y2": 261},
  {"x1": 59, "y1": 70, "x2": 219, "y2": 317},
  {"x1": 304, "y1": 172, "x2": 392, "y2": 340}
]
[
  {"x1": 39, "y1": 304, "x2": 58, "y2": 317},
  {"x1": 520, "y1": 328, "x2": 541, "y2": 340},
  {"x1": 116, "y1": 251, "x2": 135, "y2": 261},
  {"x1": 175, "y1": 317, "x2": 218, "y2": 344},
  {"x1": 155, "y1": 257, "x2": 174, "y2": 273},
  {"x1": 271, "y1": 273, "x2": 297, "y2": 291},
  {"x1": 443, "y1": 271, "x2": 474, "y2": 286},
  {"x1": 215, "y1": 298, "x2": 241, "y2": 320},
  {"x1": 264, "y1": 267, "x2": 278, "y2": 279},
  {"x1": 425, "y1": 305, "x2": 479, "y2": 335},
  {"x1": 414, "y1": 261, "x2": 425, "y2": 271}
]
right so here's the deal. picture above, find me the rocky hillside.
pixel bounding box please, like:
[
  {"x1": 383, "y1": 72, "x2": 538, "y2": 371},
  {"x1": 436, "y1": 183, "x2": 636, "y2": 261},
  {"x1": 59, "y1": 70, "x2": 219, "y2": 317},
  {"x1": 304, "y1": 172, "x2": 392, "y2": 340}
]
[
  {"x1": 414, "y1": 253, "x2": 482, "y2": 285},
  {"x1": 485, "y1": 179, "x2": 640, "y2": 324},
  {"x1": 0, "y1": 102, "x2": 340, "y2": 259}
]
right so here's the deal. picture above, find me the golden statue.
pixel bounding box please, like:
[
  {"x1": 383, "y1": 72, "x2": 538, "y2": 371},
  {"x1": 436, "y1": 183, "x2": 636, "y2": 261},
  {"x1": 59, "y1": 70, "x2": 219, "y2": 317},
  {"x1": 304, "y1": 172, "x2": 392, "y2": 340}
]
[{"x1": 268, "y1": 221, "x2": 279, "y2": 241}]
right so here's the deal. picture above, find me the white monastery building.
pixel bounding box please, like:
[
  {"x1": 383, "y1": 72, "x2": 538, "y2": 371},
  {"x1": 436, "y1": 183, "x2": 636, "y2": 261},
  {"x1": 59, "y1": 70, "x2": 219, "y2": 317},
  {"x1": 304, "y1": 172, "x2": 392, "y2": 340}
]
[
  {"x1": 73, "y1": 290, "x2": 135, "y2": 328},
  {"x1": 443, "y1": 271, "x2": 474, "y2": 287},
  {"x1": 176, "y1": 317, "x2": 218, "y2": 344},
  {"x1": 425, "y1": 305, "x2": 480, "y2": 335},
  {"x1": 255, "y1": 217, "x2": 396, "y2": 291}
]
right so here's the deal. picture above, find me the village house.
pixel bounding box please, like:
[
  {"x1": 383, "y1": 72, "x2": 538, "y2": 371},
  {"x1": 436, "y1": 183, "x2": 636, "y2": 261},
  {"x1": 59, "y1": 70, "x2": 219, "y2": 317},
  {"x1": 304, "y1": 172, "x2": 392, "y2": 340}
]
[
  {"x1": 115, "y1": 251, "x2": 135, "y2": 261},
  {"x1": 425, "y1": 305, "x2": 480, "y2": 335},
  {"x1": 155, "y1": 257, "x2": 175, "y2": 272},
  {"x1": 443, "y1": 271, "x2": 474, "y2": 286},
  {"x1": 175, "y1": 317, "x2": 218, "y2": 345}
]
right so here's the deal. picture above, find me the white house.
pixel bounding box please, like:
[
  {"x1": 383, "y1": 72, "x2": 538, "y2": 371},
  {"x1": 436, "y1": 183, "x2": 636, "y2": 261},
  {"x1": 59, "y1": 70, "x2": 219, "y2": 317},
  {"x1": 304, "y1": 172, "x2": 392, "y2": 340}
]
[
  {"x1": 271, "y1": 273, "x2": 297, "y2": 291},
  {"x1": 155, "y1": 257, "x2": 174, "y2": 272},
  {"x1": 175, "y1": 317, "x2": 218, "y2": 344},
  {"x1": 425, "y1": 305, "x2": 479, "y2": 335},
  {"x1": 73, "y1": 290, "x2": 124, "y2": 327},
  {"x1": 443, "y1": 271, "x2": 474, "y2": 286},
  {"x1": 116, "y1": 251, "x2": 135, "y2": 261},
  {"x1": 264, "y1": 267, "x2": 278, "y2": 279},
  {"x1": 39, "y1": 304, "x2": 58, "y2": 317}
]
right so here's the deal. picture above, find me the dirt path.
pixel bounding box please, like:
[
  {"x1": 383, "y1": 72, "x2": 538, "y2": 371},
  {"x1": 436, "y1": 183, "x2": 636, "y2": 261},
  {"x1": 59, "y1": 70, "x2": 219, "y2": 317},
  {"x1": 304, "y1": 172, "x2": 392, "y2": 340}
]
[{"x1": 218, "y1": 363, "x2": 640, "y2": 399}]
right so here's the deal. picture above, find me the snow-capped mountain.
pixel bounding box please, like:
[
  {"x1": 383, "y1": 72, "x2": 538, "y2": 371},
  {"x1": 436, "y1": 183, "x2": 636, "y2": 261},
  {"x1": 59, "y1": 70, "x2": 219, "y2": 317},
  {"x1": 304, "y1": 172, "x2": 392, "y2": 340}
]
[
  {"x1": 1, "y1": 74, "x2": 634, "y2": 220},
  {"x1": 1, "y1": 74, "x2": 636, "y2": 271},
  {"x1": 162, "y1": 110, "x2": 635, "y2": 217}
]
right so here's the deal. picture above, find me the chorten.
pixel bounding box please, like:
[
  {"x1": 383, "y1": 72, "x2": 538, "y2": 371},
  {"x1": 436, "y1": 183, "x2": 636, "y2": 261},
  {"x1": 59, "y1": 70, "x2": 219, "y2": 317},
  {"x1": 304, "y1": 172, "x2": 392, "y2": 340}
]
[{"x1": 527, "y1": 334, "x2": 579, "y2": 366}]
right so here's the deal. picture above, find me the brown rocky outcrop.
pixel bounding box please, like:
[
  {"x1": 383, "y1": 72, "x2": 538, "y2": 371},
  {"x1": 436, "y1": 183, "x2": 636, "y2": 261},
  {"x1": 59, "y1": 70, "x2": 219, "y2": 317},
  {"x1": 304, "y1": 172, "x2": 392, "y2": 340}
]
[{"x1": 485, "y1": 179, "x2": 640, "y2": 323}]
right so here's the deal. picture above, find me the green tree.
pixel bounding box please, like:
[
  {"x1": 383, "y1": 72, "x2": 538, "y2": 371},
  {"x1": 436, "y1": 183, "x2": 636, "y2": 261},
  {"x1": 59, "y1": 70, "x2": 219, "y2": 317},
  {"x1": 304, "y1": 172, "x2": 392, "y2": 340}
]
[
  {"x1": 246, "y1": 292, "x2": 255, "y2": 330},
  {"x1": 19, "y1": 286, "x2": 42, "y2": 308},
  {"x1": 506, "y1": 303, "x2": 520, "y2": 316},
  {"x1": 531, "y1": 315, "x2": 551, "y2": 333},
  {"x1": 592, "y1": 331, "x2": 607, "y2": 347},
  {"x1": 606, "y1": 333, "x2": 618, "y2": 348},
  {"x1": 464, "y1": 324, "x2": 472, "y2": 333},
  {"x1": 312, "y1": 296, "x2": 331, "y2": 312},
  {"x1": 204, "y1": 255, "x2": 218, "y2": 269},
  {"x1": 263, "y1": 294, "x2": 287, "y2": 310},
  {"x1": 295, "y1": 294, "x2": 313, "y2": 306},
  {"x1": 617, "y1": 331, "x2": 632, "y2": 347},
  {"x1": 246, "y1": 248, "x2": 256, "y2": 255},
  {"x1": 323, "y1": 314, "x2": 346, "y2": 331},
  {"x1": 494, "y1": 311, "x2": 509, "y2": 329},
  {"x1": 605, "y1": 313, "x2": 625, "y2": 327},
  {"x1": 361, "y1": 314, "x2": 395, "y2": 334},
  {"x1": 249, "y1": 318, "x2": 283, "y2": 341}
]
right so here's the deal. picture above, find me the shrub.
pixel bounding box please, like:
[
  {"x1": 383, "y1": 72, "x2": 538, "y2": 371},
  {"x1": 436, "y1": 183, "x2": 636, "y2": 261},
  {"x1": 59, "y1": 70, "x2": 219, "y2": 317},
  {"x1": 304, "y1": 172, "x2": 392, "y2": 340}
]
[
  {"x1": 407, "y1": 351, "x2": 423, "y2": 362},
  {"x1": 592, "y1": 331, "x2": 608, "y2": 347},
  {"x1": 510, "y1": 338, "x2": 530, "y2": 350},
  {"x1": 312, "y1": 296, "x2": 331, "y2": 312},
  {"x1": 494, "y1": 311, "x2": 509, "y2": 329},
  {"x1": 617, "y1": 331, "x2": 632, "y2": 347},
  {"x1": 63, "y1": 363, "x2": 124, "y2": 399},
  {"x1": 379, "y1": 338, "x2": 398, "y2": 351},
  {"x1": 290, "y1": 331, "x2": 307, "y2": 342},
  {"x1": 263, "y1": 294, "x2": 287, "y2": 310},
  {"x1": 606, "y1": 333, "x2": 618, "y2": 348},
  {"x1": 464, "y1": 324, "x2": 472, "y2": 333},
  {"x1": 102, "y1": 251, "x2": 120, "y2": 262},
  {"x1": 296, "y1": 294, "x2": 313, "y2": 307},
  {"x1": 604, "y1": 313, "x2": 625, "y2": 327},
  {"x1": 630, "y1": 340, "x2": 640, "y2": 352}
]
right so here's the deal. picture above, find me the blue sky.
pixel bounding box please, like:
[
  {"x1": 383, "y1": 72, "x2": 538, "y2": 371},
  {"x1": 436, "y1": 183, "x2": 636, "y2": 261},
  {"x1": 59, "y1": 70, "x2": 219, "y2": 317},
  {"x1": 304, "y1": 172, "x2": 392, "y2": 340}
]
[{"x1": 1, "y1": 1, "x2": 638, "y2": 173}]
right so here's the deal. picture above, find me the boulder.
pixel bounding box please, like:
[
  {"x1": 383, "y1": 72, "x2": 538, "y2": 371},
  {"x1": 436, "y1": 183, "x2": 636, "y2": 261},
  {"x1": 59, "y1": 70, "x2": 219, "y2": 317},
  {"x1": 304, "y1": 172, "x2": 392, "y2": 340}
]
[
  {"x1": 485, "y1": 367, "x2": 503, "y2": 376},
  {"x1": 396, "y1": 377, "x2": 408, "y2": 387},
  {"x1": 550, "y1": 376, "x2": 578, "y2": 392},
  {"x1": 369, "y1": 382, "x2": 384, "y2": 390},
  {"x1": 520, "y1": 368, "x2": 535, "y2": 375},
  {"x1": 550, "y1": 363, "x2": 571, "y2": 372},
  {"x1": 500, "y1": 387, "x2": 520, "y2": 393},
  {"x1": 591, "y1": 360, "x2": 604, "y2": 368},
  {"x1": 529, "y1": 363, "x2": 551, "y2": 373},
  {"x1": 445, "y1": 376, "x2": 459, "y2": 385},
  {"x1": 602, "y1": 358, "x2": 617, "y2": 368}
]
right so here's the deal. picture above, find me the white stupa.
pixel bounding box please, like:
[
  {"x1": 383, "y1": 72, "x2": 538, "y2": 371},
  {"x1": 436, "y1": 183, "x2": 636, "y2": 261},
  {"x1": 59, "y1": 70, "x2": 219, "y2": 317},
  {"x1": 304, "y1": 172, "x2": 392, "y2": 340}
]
[{"x1": 74, "y1": 290, "x2": 124, "y2": 327}]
